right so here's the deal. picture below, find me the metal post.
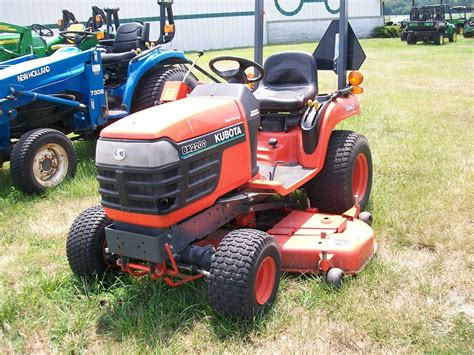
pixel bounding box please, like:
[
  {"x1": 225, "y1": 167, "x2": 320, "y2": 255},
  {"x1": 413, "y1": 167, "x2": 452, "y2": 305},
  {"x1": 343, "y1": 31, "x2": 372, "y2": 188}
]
[
  {"x1": 337, "y1": 0, "x2": 349, "y2": 89},
  {"x1": 254, "y1": 0, "x2": 264, "y2": 65}
]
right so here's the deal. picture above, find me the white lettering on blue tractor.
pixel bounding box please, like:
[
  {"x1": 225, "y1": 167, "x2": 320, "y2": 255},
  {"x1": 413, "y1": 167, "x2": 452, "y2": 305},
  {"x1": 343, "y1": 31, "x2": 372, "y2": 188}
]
[
  {"x1": 16, "y1": 66, "x2": 50, "y2": 82},
  {"x1": 214, "y1": 125, "x2": 243, "y2": 143},
  {"x1": 90, "y1": 89, "x2": 105, "y2": 96}
]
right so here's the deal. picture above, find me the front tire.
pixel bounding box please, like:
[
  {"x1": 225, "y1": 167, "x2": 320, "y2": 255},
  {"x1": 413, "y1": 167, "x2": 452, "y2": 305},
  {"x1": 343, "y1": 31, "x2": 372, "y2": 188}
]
[
  {"x1": 131, "y1": 66, "x2": 198, "y2": 113},
  {"x1": 449, "y1": 32, "x2": 457, "y2": 42},
  {"x1": 304, "y1": 131, "x2": 373, "y2": 214},
  {"x1": 208, "y1": 229, "x2": 281, "y2": 319},
  {"x1": 10, "y1": 128, "x2": 76, "y2": 194},
  {"x1": 66, "y1": 206, "x2": 115, "y2": 277}
]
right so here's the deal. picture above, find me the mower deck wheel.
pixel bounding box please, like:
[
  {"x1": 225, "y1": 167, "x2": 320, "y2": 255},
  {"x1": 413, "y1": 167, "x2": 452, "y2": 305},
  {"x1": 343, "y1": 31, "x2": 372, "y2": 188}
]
[
  {"x1": 10, "y1": 128, "x2": 76, "y2": 194},
  {"x1": 304, "y1": 130, "x2": 373, "y2": 214},
  {"x1": 359, "y1": 211, "x2": 373, "y2": 226},
  {"x1": 131, "y1": 66, "x2": 198, "y2": 113},
  {"x1": 66, "y1": 205, "x2": 115, "y2": 277},
  {"x1": 326, "y1": 268, "x2": 344, "y2": 289},
  {"x1": 208, "y1": 229, "x2": 281, "y2": 319}
]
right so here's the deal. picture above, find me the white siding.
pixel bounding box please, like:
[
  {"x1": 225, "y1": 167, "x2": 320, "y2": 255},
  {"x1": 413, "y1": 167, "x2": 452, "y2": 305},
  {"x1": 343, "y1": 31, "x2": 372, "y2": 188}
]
[{"x1": 0, "y1": 0, "x2": 382, "y2": 50}]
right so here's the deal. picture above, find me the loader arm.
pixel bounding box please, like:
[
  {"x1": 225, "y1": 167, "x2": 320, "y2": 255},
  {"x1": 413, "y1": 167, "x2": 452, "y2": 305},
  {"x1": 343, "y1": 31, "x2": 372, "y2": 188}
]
[{"x1": 0, "y1": 48, "x2": 107, "y2": 154}]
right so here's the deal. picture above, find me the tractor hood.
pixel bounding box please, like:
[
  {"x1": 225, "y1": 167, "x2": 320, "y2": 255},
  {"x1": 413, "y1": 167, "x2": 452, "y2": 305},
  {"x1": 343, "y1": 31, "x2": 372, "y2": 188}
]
[{"x1": 100, "y1": 96, "x2": 245, "y2": 143}]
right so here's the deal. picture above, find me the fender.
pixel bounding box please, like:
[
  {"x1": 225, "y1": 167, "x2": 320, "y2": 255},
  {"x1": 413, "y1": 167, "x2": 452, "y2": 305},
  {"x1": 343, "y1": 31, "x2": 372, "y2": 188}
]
[
  {"x1": 297, "y1": 94, "x2": 361, "y2": 168},
  {"x1": 121, "y1": 49, "x2": 189, "y2": 110}
]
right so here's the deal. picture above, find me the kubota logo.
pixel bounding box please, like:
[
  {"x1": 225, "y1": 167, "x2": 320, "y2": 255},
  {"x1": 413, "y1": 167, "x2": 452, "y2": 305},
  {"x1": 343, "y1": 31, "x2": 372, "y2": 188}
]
[
  {"x1": 214, "y1": 126, "x2": 243, "y2": 143},
  {"x1": 113, "y1": 148, "x2": 126, "y2": 161}
]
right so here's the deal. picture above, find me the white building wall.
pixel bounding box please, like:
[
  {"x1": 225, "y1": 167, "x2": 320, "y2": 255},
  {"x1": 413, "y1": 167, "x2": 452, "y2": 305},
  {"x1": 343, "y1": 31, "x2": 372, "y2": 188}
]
[{"x1": 0, "y1": 0, "x2": 383, "y2": 50}]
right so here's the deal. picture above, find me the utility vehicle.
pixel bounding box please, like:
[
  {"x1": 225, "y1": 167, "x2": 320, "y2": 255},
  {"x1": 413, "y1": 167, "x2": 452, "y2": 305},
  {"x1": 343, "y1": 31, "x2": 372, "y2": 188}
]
[
  {"x1": 449, "y1": 6, "x2": 473, "y2": 35},
  {"x1": 463, "y1": 16, "x2": 474, "y2": 37},
  {"x1": 67, "y1": 21, "x2": 377, "y2": 319},
  {"x1": 0, "y1": 0, "x2": 197, "y2": 194},
  {"x1": 402, "y1": 4, "x2": 457, "y2": 44}
]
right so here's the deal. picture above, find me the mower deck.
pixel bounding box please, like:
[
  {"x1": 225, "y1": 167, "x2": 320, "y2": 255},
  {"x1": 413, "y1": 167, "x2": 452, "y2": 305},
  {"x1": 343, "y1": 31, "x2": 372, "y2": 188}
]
[
  {"x1": 268, "y1": 210, "x2": 376, "y2": 274},
  {"x1": 201, "y1": 208, "x2": 376, "y2": 275}
]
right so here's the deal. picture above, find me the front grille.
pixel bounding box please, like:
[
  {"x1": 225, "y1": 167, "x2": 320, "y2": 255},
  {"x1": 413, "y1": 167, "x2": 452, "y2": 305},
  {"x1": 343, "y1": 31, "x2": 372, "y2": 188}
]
[{"x1": 97, "y1": 151, "x2": 221, "y2": 215}]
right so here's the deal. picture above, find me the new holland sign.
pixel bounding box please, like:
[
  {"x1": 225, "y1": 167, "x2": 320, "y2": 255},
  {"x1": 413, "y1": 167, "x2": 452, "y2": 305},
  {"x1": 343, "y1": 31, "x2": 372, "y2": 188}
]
[{"x1": 274, "y1": 0, "x2": 340, "y2": 16}]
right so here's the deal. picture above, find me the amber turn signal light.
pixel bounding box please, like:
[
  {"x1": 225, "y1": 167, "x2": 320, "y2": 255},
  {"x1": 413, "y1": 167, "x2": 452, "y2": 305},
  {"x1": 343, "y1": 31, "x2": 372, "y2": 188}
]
[
  {"x1": 96, "y1": 31, "x2": 105, "y2": 40},
  {"x1": 164, "y1": 24, "x2": 175, "y2": 34},
  {"x1": 348, "y1": 71, "x2": 364, "y2": 86},
  {"x1": 352, "y1": 86, "x2": 364, "y2": 94}
]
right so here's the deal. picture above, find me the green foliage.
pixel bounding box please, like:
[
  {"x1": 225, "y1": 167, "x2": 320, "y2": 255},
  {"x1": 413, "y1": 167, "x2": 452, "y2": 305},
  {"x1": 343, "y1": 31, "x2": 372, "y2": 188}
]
[
  {"x1": 384, "y1": 0, "x2": 471, "y2": 15},
  {"x1": 373, "y1": 25, "x2": 402, "y2": 38}
]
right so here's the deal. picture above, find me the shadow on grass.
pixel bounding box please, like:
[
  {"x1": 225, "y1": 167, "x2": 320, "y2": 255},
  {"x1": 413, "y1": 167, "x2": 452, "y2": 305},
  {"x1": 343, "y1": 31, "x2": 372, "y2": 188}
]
[{"x1": 74, "y1": 273, "x2": 277, "y2": 347}]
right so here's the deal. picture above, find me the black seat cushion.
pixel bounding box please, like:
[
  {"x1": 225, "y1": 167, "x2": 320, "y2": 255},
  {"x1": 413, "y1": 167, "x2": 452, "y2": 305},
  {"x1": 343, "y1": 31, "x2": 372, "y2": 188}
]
[
  {"x1": 254, "y1": 52, "x2": 318, "y2": 111},
  {"x1": 112, "y1": 22, "x2": 150, "y2": 53},
  {"x1": 101, "y1": 51, "x2": 137, "y2": 65}
]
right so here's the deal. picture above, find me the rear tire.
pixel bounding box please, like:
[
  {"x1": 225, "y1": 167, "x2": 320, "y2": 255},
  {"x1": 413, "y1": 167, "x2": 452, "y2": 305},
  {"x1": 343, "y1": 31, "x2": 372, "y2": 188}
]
[
  {"x1": 131, "y1": 66, "x2": 198, "y2": 113},
  {"x1": 407, "y1": 33, "x2": 416, "y2": 45},
  {"x1": 435, "y1": 32, "x2": 444, "y2": 45},
  {"x1": 66, "y1": 206, "x2": 115, "y2": 277},
  {"x1": 304, "y1": 130, "x2": 373, "y2": 214},
  {"x1": 10, "y1": 128, "x2": 76, "y2": 194},
  {"x1": 208, "y1": 229, "x2": 281, "y2": 319},
  {"x1": 449, "y1": 32, "x2": 457, "y2": 42}
]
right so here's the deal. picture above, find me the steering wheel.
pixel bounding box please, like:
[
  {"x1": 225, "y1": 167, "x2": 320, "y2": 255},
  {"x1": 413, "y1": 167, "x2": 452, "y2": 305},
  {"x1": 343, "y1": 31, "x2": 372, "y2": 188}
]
[
  {"x1": 59, "y1": 29, "x2": 96, "y2": 47},
  {"x1": 31, "y1": 24, "x2": 54, "y2": 38},
  {"x1": 209, "y1": 56, "x2": 264, "y2": 84}
]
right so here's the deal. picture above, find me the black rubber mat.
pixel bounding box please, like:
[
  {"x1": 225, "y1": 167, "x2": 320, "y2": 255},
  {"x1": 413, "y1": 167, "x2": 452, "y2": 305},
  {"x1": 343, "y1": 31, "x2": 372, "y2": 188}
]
[{"x1": 258, "y1": 163, "x2": 312, "y2": 188}]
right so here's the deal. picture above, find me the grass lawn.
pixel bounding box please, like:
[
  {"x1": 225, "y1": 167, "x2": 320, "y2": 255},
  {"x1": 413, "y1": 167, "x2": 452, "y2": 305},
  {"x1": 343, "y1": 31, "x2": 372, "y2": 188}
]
[{"x1": 1, "y1": 37, "x2": 473, "y2": 353}]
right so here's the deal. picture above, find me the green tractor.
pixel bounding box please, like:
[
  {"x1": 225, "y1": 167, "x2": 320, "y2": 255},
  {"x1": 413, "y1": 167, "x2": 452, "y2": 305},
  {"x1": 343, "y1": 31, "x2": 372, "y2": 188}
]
[
  {"x1": 449, "y1": 6, "x2": 473, "y2": 35},
  {"x1": 0, "y1": 7, "x2": 119, "y2": 63},
  {"x1": 464, "y1": 17, "x2": 474, "y2": 38},
  {"x1": 402, "y1": 4, "x2": 457, "y2": 45},
  {"x1": 0, "y1": 23, "x2": 49, "y2": 62}
]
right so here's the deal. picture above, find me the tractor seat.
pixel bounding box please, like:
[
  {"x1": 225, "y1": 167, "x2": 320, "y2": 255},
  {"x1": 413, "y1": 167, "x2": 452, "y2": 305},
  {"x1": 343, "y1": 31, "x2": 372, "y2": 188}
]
[
  {"x1": 254, "y1": 52, "x2": 317, "y2": 112},
  {"x1": 101, "y1": 22, "x2": 150, "y2": 65},
  {"x1": 101, "y1": 51, "x2": 136, "y2": 65}
]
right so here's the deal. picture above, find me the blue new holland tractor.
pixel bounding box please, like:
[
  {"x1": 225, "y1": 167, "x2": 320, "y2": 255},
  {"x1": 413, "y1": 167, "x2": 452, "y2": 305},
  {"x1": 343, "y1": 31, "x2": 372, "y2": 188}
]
[{"x1": 0, "y1": 0, "x2": 197, "y2": 193}]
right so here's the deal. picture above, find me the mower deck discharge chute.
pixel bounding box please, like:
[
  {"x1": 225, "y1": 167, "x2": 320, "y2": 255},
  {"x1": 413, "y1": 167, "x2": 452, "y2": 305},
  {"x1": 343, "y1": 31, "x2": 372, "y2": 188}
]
[{"x1": 67, "y1": 20, "x2": 377, "y2": 319}]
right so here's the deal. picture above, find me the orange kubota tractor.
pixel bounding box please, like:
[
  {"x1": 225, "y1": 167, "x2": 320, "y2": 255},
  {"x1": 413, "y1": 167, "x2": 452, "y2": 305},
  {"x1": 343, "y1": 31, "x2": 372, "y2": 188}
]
[{"x1": 66, "y1": 21, "x2": 376, "y2": 319}]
